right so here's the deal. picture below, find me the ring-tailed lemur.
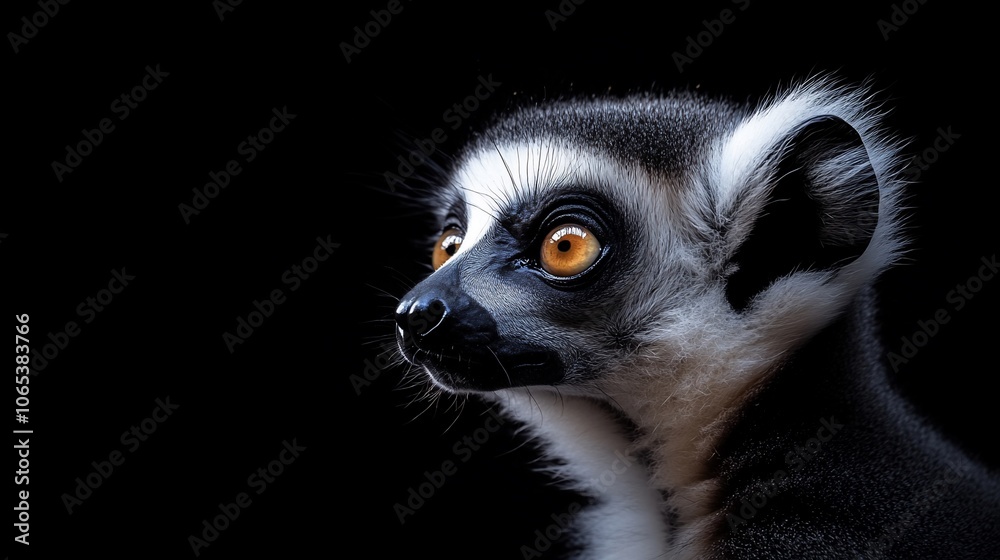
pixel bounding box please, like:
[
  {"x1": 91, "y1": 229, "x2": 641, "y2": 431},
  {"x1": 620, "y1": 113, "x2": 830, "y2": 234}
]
[{"x1": 392, "y1": 78, "x2": 1000, "y2": 558}]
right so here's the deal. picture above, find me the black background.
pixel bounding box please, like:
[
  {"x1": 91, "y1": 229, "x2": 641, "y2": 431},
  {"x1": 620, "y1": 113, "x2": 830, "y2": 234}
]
[{"x1": 6, "y1": 0, "x2": 996, "y2": 558}]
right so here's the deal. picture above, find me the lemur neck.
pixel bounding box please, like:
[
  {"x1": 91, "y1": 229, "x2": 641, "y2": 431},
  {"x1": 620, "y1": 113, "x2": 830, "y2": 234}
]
[{"x1": 602, "y1": 286, "x2": 879, "y2": 525}]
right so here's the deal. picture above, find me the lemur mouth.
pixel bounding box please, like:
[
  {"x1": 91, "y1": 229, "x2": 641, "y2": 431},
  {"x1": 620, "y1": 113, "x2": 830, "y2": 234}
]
[{"x1": 397, "y1": 330, "x2": 562, "y2": 392}]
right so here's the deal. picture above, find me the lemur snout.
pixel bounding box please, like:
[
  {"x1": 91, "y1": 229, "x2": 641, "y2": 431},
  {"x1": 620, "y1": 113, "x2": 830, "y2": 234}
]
[{"x1": 395, "y1": 264, "x2": 497, "y2": 356}]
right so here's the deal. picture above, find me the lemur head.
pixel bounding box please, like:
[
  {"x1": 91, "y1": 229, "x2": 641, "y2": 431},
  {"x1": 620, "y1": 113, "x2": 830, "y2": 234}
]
[{"x1": 395, "y1": 79, "x2": 904, "y2": 400}]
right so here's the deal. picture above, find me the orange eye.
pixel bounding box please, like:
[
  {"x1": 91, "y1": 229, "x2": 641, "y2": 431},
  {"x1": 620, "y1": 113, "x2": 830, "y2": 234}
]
[
  {"x1": 432, "y1": 227, "x2": 464, "y2": 270},
  {"x1": 540, "y1": 224, "x2": 601, "y2": 277}
]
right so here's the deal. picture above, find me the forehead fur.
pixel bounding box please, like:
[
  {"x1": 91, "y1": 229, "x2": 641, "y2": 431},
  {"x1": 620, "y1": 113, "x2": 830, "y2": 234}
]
[
  {"x1": 439, "y1": 93, "x2": 747, "y2": 263},
  {"x1": 460, "y1": 92, "x2": 745, "y2": 176}
]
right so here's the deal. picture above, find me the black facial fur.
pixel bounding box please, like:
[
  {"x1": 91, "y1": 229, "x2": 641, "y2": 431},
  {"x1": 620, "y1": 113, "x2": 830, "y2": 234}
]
[
  {"x1": 395, "y1": 261, "x2": 564, "y2": 391},
  {"x1": 398, "y1": 186, "x2": 643, "y2": 390}
]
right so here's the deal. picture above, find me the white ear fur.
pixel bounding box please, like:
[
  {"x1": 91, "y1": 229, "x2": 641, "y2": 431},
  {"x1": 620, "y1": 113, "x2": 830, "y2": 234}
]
[
  {"x1": 708, "y1": 78, "x2": 907, "y2": 319},
  {"x1": 713, "y1": 78, "x2": 906, "y2": 223}
]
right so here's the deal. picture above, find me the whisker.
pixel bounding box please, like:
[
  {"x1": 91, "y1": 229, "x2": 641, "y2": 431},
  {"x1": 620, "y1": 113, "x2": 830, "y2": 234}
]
[
  {"x1": 486, "y1": 346, "x2": 513, "y2": 387},
  {"x1": 493, "y1": 140, "x2": 520, "y2": 200}
]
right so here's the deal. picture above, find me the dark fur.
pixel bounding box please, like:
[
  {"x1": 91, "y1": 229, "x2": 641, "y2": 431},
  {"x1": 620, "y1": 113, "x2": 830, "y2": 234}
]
[{"x1": 709, "y1": 284, "x2": 1000, "y2": 558}]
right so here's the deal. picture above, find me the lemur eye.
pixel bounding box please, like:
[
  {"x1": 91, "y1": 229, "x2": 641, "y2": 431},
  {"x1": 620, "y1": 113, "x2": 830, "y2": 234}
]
[
  {"x1": 432, "y1": 227, "x2": 464, "y2": 270},
  {"x1": 540, "y1": 224, "x2": 601, "y2": 277}
]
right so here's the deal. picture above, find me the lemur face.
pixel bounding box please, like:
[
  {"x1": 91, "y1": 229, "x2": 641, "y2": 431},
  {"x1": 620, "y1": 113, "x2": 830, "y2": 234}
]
[
  {"x1": 396, "y1": 83, "x2": 903, "y2": 396},
  {"x1": 395, "y1": 147, "x2": 649, "y2": 392}
]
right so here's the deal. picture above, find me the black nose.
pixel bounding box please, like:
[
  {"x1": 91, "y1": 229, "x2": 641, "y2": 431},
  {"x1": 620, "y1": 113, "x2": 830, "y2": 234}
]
[
  {"x1": 394, "y1": 264, "x2": 499, "y2": 357},
  {"x1": 395, "y1": 295, "x2": 449, "y2": 347}
]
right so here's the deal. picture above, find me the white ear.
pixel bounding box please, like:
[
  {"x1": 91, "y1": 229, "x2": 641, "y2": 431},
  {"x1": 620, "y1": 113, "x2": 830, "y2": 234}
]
[{"x1": 708, "y1": 79, "x2": 907, "y2": 313}]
